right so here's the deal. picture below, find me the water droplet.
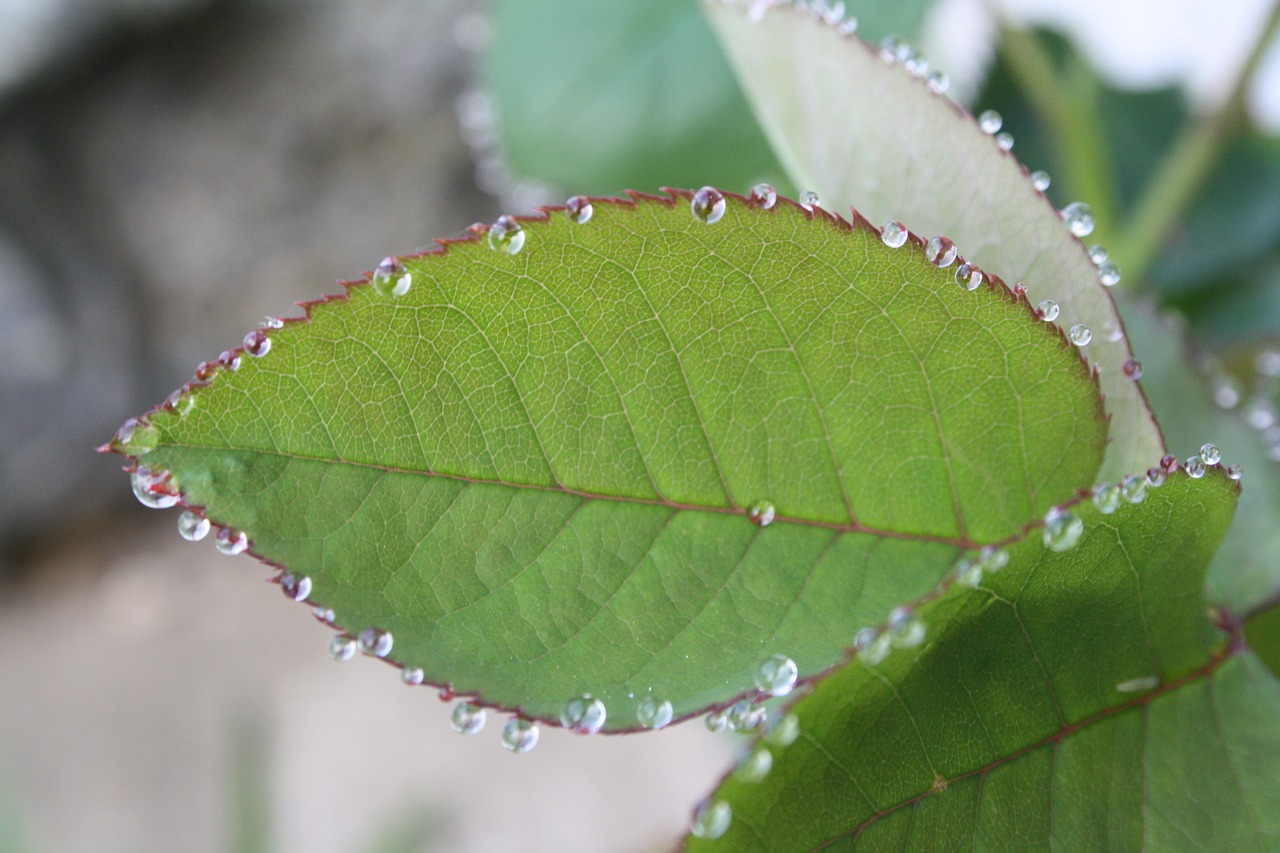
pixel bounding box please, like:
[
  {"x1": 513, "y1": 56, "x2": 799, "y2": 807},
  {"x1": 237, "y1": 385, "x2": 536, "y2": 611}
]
[
  {"x1": 879, "y1": 35, "x2": 905, "y2": 63},
  {"x1": 243, "y1": 330, "x2": 271, "y2": 358},
  {"x1": 980, "y1": 545, "x2": 1009, "y2": 573},
  {"x1": 313, "y1": 606, "x2": 336, "y2": 624},
  {"x1": 754, "y1": 654, "x2": 799, "y2": 697},
  {"x1": 1031, "y1": 170, "x2": 1051, "y2": 192},
  {"x1": 636, "y1": 695, "x2": 673, "y2": 730},
  {"x1": 853, "y1": 627, "x2": 878, "y2": 653},
  {"x1": 219, "y1": 350, "x2": 241, "y2": 371},
  {"x1": 439, "y1": 686, "x2": 456, "y2": 702},
  {"x1": 214, "y1": 527, "x2": 249, "y2": 556},
  {"x1": 131, "y1": 466, "x2": 179, "y2": 509},
  {"x1": 1185, "y1": 456, "x2": 1206, "y2": 479},
  {"x1": 1161, "y1": 454, "x2": 1180, "y2": 473},
  {"x1": 955, "y1": 263, "x2": 983, "y2": 291},
  {"x1": 749, "y1": 183, "x2": 777, "y2": 209},
  {"x1": 889, "y1": 614, "x2": 926, "y2": 648},
  {"x1": 1013, "y1": 282, "x2": 1028, "y2": 297},
  {"x1": 1037, "y1": 300, "x2": 1059, "y2": 321},
  {"x1": 978, "y1": 109, "x2": 1002, "y2": 134},
  {"x1": 358, "y1": 626, "x2": 393, "y2": 658},
  {"x1": 487, "y1": 215, "x2": 526, "y2": 254},
  {"x1": 401, "y1": 666, "x2": 424, "y2": 685},
  {"x1": 727, "y1": 699, "x2": 767, "y2": 734},
  {"x1": 955, "y1": 558, "x2": 983, "y2": 588},
  {"x1": 451, "y1": 702, "x2": 486, "y2": 735},
  {"x1": 263, "y1": 316, "x2": 284, "y2": 330},
  {"x1": 1088, "y1": 245, "x2": 1108, "y2": 264},
  {"x1": 194, "y1": 361, "x2": 217, "y2": 382},
  {"x1": 691, "y1": 187, "x2": 726, "y2": 224},
  {"x1": 1115, "y1": 675, "x2": 1159, "y2": 693},
  {"x1": 565, "y1": 195, "x2": 593, "y2": 224},
  {"x1": 837, "y1": 18, "x2": 859, "y2": 37},
  {"x1": 167, "y1": 389, "x2": 196, "y2": 417},
  {"x1": 690, "y1": 800, "x2": 732, "y2": 840},
  {"x1": 705, "y1": 710, "x2": 728, "y2": 733},
  {"x1": 764, "y1": 713, "x2": 800, "y2": 747},
  {"x1": 501, "y1": 717, "x2": 538, "y2": 753},
  {"x1": 1061, "y1": 202, "x2": 1095, "y2": 237},
  {"x1": 995, "y1": 132, "x2": 1014, "y2": 151},
  {"x1": 1098, "y1": 262, "x2": 1121, "y2": 287},
  {"x1": 560, "y1": 694, "x2": 607, "y2": 734},
  {"x1": 1256, "y1": 348, "x2": 1280, "y2": 377},
  {"x1": 747, "y1": 500, "x2": 776, "y2": 526},
  {"x1": 857, "y1": 631, "x2": 892, "y2": 665},
  {"x1": 926, "y1": 236, "x2": 957, "y2": 267},
  {"x1": 371, "y1": 257, "x2": 411, "y2": 297},
  {"x1": 734, "y1": 748, "x2": 773, "y2": 782},
  {"x1": 1146, "y1": 467, "x2": 1166, "y2": 487},
  {"x1": 799, "y1": 190, "x2": 820, "y2": 211},
  {"x1": 329, "y1": 636, "x2": 357, "y2": 662},
  {"x1": 1092, "y1": 483, "x2": 1121, "y2": 514},
  {"x1": 280, "y1": 572, "x2": 312, "y2": 602},
  {"x1": 1123, "y1": 360, "x2": 1144, "y2": 380},
  {"x1": 1121, "y1": 474, "x2": 1147, "y2": 504},
  {"x1": 1227, "y1": 464, "x2": 1243, "y2": 480},
  {"x1": 1200, "y1": 443, "x2": 1221, "y2": 466},
  {"x1": 1043, "y1": 508, "x2": 1083, "y2": 552},
  {"x1": 177, "y1": 510, "x2": 210, "y2": 541},
  {"x1": 880, "y1": 220, "x2": 908, "y2": 248},
  {"x1": 1069, "y1": 324, "x2": 1092, "y2": 346},
  {"x1": 926, "y1": 69, "x2": 949, "y2": 93}
]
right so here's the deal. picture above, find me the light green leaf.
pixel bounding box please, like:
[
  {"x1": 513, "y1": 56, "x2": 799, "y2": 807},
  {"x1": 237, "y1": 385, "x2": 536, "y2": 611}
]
[
  {"x1": 112, "y1": 192, "x2": 1105, "y2": 730},
  {"x1": 684, "y1": 472, "x2": 1277, "y2": 851},
  {"x1": 704, "y1": 2, "x2": 1163, "y2": 483}
]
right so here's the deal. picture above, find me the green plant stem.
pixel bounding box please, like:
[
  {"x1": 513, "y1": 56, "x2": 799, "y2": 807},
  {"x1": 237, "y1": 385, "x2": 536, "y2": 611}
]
[
  {"x1": 997, "y1": 25, "x2": 1119, "y2": 244},
  {"x1": 1114, "y1": 1, "x2": 1280, "y2": 283}
]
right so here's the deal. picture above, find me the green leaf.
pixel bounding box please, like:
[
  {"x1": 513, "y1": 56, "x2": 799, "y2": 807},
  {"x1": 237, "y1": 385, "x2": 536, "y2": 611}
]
[
  {"x1": 685, "y1": 472, "x2": 1278, "y2": 851},
  {"x1": 485, "y1": 0, "x2": 788, "y2": 197},
  {"x1": 703, "y1": 2, "x2": 1163, "y2": 483},
  {"x1": 111, "y1": 191, "x2": 1105, "y2": 731}
]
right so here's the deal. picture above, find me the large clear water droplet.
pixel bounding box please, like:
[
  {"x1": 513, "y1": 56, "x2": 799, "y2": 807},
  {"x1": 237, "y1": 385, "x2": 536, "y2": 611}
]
[
  {"x1": 754, "y1": 654, "x2": 798, "y2": 697},
  {"x1": 501, "y1": 717, "x2": 538, "y2": 752},
  {"x1": 1146, "y1": 466, "x2": 1167, "y2": 487},
  {"x1": 1185, "y1": 456, "x2": 1206, "y2": 479},
  {"x1": 177, "y1": 510, "x2": 210, "y2": 541},
  {"x1": 880, "y1": 220, "x2": 908, "y2": 248},
  {"x1": 1227, "y1": 463, "x2": 1243, "y2": 480},
  {"x1": 956, "y1": 263, "x2": 983, "y2": 291},
  {"x1": 131, "y1": 466, "x2": 179, "y2": 509},
  {"x1": 734, "y1": 748, "x2": 773, "y2": 782},
  {"x1": 1200, "y1": 443, "x2": 1221, "y2": 466},
  {"x1": 372, "y1": 257, "x2": 411, "y2": 297},
  {"x1": 1031, "y1": 170, "x2": 1051, "y2": 192},
  {"x1": 636, "y1": 695, "x2": 674, "y2": 730},
  {"x1": 1092, "y1": 483, "x2": 1121, "y2": 514},
  {"x1": 214, "y1": 528, "x2": 249, "y2": 556},
  {"x1": 1098, "y1": 262, "x2": 1121, "y2": 287},
  {"x1": 1088, "y1": 245, "x2": 1108, "y2": 265},
  {"x1": 487, "y1": 215, "x2": 526, "y2": 254},
  {"x1": 690, "y1": 800, "x2": 732, "y2": 840},
  {"x1": 358, "y1": 627, "x2": 393, "y2": 658},
  {"x1": 560, "y1": 694, "x2": 607, "y2": 734},
  {"x1": 1037, "y1": 300, "x2": 1059, "y2": 321},
  {"x1": 749, "y1": 183, "x2": 777, "y2": 210},
  {"x1": 1061, "y1": 202, "x2": 1095, "y2": 237},
  {"x1": 329, "y1": 636, "x2": 357, "y2": 662},
  {"x1": 565, "y1": 195, "x2": 593, "y2": 224},
  {"x1": 978, "y1": 109, "x2": 1002, "y2": 134},
  {"x1": 799, "y1": 190, "x2": 820, "y2": 210},
  {"x1": 691, "y1": 187, "x2": 726, "y2": 224},
  {"x1": 1043, "y1": 508, "x2": 1084, "y2": 552},
  {"x1": 747, "y1": 500, "x2": 776, "y2": 526},
  {"x1": 995, "y1": 131, "x2": 1014, "y2": 151},
  {"x1": 727, "y1": 699, "x2": 767, "y2": 734},
  {"x1": 401, "y1": 666, "x2": 424, "y2": 685},
  {"x1": 280, "y1": 572, "x2": 312, "y2": 602},
  {"x1": 219, "y1": 350, "x2": 242, "y2": 371},
  {"x1": 243, "y1": 330, "x2": 271, "y2": 358},
  {"x1": 1070, "y1": 324, "x2": 1092, "y2": 346},
  {"x1": 1121, "y1": 475, "x2": 1146, "y2": 504},
  {"x1": 452, "y1": 702, "x2": 487, "y2": 735},
  {"x1": 926, "y1": 236, "x2": 957, "y2": 267}
]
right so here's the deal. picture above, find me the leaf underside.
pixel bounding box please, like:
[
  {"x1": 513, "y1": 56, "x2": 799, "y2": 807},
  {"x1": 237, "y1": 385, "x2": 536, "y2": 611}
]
[
  {"x1": 685, "y1": 472, "x2": 1280, "y2": 852},
  {"x1": 113, "y1": 191, "x2": 1106, "y2": 730},
  {"x1": 703, "y1": 1, "x2": 1164, "y2": 483}
]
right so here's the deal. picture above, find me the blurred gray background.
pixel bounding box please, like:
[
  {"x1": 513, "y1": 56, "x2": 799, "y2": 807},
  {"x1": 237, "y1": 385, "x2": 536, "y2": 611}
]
[{"x1": 1, "y1": 0, "x2": 1276, "y2": 851}]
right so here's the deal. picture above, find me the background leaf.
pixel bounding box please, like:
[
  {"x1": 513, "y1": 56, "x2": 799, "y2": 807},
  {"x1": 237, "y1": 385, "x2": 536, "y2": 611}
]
[
  {"x1": 684, "y1": 472, "x2": 1279, "y2": 851},
  {"x1": 111, "y1": 191, "x2": 1105, "y2": 731},
  {"x1": 704, "y1": 2, "x2": 1163, "y2": 483}
]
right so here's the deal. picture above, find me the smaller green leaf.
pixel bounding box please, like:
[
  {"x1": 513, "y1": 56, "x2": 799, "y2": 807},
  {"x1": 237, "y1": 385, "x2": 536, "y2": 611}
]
[{"x1": 685, "y1": 471, "x2": 1259, "y2": 851}]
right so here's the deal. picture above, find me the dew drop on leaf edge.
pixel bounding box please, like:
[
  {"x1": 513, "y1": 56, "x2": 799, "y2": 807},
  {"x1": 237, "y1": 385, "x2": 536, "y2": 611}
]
[
  {"x1": 329, "y1": 636, "x2": 357, "y2": 662},
  {"x1": 1031, "y1": 170, "x2": 1051, "y2": 192},
  {"x1": 1037, "y1": 300, "x2": 1059, "y2": 322},
  {"x1": 880, "y1": 220, "x2": 908, "y2": 248},
  {"x1": 636, "y1": 695, "x2": 674, "y2": 730},
  {"x1": 748, "y1": 182, "x2": 776, "y2": 209},
  {"x1": 501, "y1": 718, "x2": 538, "y2": 753},
  {"x1": 1042, "y1": 508, "x2": 1083, "y2": 552},
  {"x1": 1185, "y1": 456, "x2": 1206, "y2": 478},
  {"x1": 1092, "y1": 483, "x2": 1121, "y2": 514},
  {"x1": 565, "y1": 195, "x2": 593, "y2": 224},
  {"x1": 279, "y1": 572, "x2": 311, "y2": 602},
  {"x1": 177, "y1": 510, "x2": 210, "y2": 541},
  {"x1": 131, "y1": 466, "x2": 179, "y2": 510},
  {"x1": 691, "y1": 800, "x2": 732, "y2": 840},
  {"x1": 452, "y1": 702, "x2": 486, "y2": 735},
  {"x1": 357, "y1": 626, "x2": 393, "y2": 658},
  {"x1": 691, "y1": 187, "x2": 726, "y2": 224},
  {"x1": 401, "y1": 666, "x2": 424, "y2": 686},
  {"x1": 243, "y1": 330, "x2": 271, "y2": 358},
  {"x1": 214, "y1": 528, "x2": 249, "y2": 556},
  {"x1": 560, "y1": 694, "x2": 607, "y2": 734},
  {"x1": 1062, "y1": 202, "x2": 1095, "y2": 237},
  {"x1": 799, "y1": 190, "x2": 819, "y2": 210},
  {"x1": 978, "y1": 109, "x2": 1002, "y2": 134},
  {"x1": 754, "y1": 654, "x2": 799, "y2": 697},
  {"x1": 487, "y1": 215, "x2": 526, "y2": 254},
  {"x1": 1200, "y1": 443, "x2": 1221, "y2": 466},
  {"x1": 926, "y1": 236, "x2": 957, "y2": 267}
]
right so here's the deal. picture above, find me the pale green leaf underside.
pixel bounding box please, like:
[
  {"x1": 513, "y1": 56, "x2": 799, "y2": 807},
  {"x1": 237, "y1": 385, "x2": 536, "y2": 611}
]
[
  {"x1": 684, "y1": 473, "x2": 1280, "y2": 851},
  {"x1": 126, "y1": 192, "x2": 1104, "y2": 729},
  {"x1": 704, "y1": 1, "x2": 1163, "y2": 484}
]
